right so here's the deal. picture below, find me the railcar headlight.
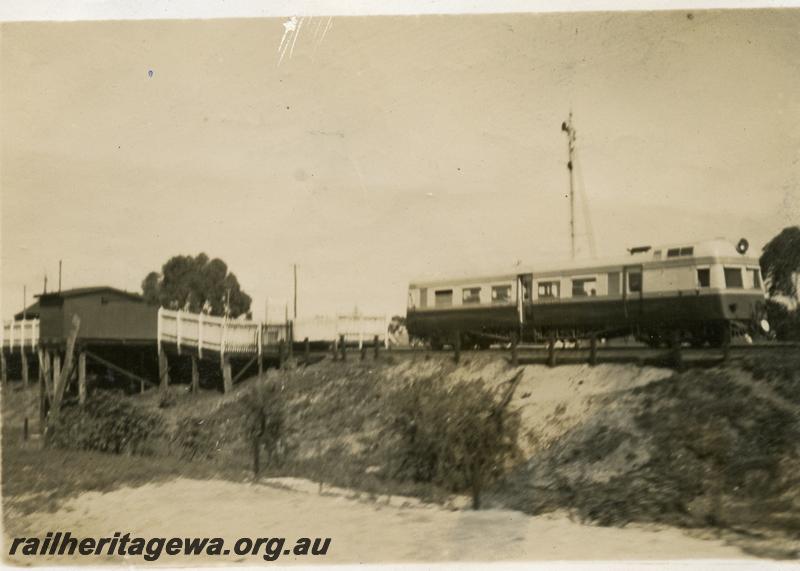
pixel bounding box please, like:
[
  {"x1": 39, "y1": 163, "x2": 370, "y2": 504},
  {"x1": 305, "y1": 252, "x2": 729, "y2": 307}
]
[
  {"x1": 736, "y1": 238, "x2": 749, "y2": 255},
  {"x1": 760, "y1": 319, "x2": 770, "y2": 333}
]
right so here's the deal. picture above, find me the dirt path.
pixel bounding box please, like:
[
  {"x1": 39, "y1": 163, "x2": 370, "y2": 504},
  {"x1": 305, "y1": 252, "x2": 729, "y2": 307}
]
[{"x1": 9, "y1": 477, "x2": 751, "y2": 565}]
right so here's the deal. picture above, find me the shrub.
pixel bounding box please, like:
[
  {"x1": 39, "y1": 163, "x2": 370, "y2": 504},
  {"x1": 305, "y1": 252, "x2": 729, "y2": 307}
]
[
  {"x1": 385, "y1": 372, "x2": 523, "y2": 509},
  {"x1": 243, "y1": 379, "x2": 287, "y2": 476},
  {"x1": 49, "y1": 392, "x2": 165, "y2": 455},
  {"x1": 172, "y1": 417, "x2": 220, "y2": 460}
]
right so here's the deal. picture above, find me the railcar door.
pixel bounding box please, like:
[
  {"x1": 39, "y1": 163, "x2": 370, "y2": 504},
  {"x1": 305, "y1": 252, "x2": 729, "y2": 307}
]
[
  {"x1": 517, "y1": 273, "x2": 533, "y2": 339},
  {"x1": 622, "y1": 264, "x2": 644, "y2": 320}
]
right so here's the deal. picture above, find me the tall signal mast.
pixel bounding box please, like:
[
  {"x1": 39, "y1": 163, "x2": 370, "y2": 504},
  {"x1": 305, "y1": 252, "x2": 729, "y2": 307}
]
[{"x1": 561, "y1": 112, "x2": 577, "y2": 260}]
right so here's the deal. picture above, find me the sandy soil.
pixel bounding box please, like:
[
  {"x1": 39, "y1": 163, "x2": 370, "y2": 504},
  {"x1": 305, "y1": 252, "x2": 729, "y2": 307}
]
[{"x1": 9, "y1": 476, "x2": 751, "y2": 565}]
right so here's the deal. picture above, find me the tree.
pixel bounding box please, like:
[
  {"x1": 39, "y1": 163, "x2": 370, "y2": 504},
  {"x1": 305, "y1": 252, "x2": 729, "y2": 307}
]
[
  {"x1": 386, "y1": 371, "x2": 523, "y2": 509},
  {"x1": 760, "y1": 226, "x2": 800, "y2": 303},
  {"x1": 141, "y1": 253, "x2": 252, "y2": 318}
]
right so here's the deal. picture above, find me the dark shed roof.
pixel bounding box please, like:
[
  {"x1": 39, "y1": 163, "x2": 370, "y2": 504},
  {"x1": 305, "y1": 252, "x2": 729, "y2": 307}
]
[
  {"x1": 15, "y1": 286, "x2": 144, "y2": 320},
  {"x1": 14, "y1": 301, "x2": 40, "y2": 321},
  {"x1": 36, "y1": 286, "x2": 144, "y2": 303}
]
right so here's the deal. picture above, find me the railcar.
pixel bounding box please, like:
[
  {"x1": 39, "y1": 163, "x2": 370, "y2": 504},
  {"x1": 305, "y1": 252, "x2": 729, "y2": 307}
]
[{"x1": 406, "y1": 238, "x2": 768, "y2": 348}]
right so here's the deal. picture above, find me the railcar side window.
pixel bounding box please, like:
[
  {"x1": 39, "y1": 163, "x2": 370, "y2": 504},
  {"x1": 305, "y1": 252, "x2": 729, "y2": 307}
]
[
  {"x1": 724, "y1": 267, "x2": 743, "y2": 289},
  {"x1": 434, "y1": 289, "x2": 453, "y2": 307},
  {"x1": 537, "y1": 281, "x2": 560, "y2": 299},
  {"x1": 462, "y1": 287, "x2": 481, "y2": 304},
  {"x1": 696, "y1": 268, "x2": 710, "y2": 288},
  {"x1": 749, "y1": 268, "x2": 761, "y2": 289},
  {"x1": 679, "y1": 247, "x2": 694, "y2": 256},
  {"x1": 628, "y1": 271, "x2": 642, "y2": 293},
  {"x1": 491, "y1": 285, "x2": 512, "y2": 303},
  {"x1": 667, "y1": 248, "x2": 681, "y2": 258},
  {"x1": 572, "y1": 277, "x2": 597, "y2": 297}
]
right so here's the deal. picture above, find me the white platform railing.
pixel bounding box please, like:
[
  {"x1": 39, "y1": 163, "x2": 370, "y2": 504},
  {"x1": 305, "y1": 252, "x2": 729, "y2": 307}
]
[
  {"x1": 157, "y1": 308, "x2": 288, "y2": 359},
  {"x1": 158, "y1": 308, "x2": 390, "y2": 357},
  {"x1": 1, "y1": 319, "x2": 40, "y2": 352},
  {"x1": 294, "y1": 314, "x2": 389, "y2": 348}
]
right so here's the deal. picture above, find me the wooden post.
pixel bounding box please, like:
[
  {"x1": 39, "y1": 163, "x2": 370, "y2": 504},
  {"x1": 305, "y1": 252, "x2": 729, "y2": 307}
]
[
  {"x1": 547, "y1": 336, "x2": 557, "y2": 368},
  {"x1": 331, "y1": 339, "x2": 338, "y2": 362},
  {"x1": 453, "y1": 331, "x2": 461, "y2": 364},
  {"x1": 38, "y1": 351, "x2": 46, "y2": 432},
  {"x1": 670, "y1": 330, "x2": 683, "y2": 370},
  {"x1": 48, "y1": 315, "x2": 80, "y2": 439},
  {"x1": 53, "y1": 353, "x2": 62, "y2": 387},
  {"x1": 361, "y1": 344, "x2": 367, "y2": 361},
  {"x1": 589, "y1": 333, "x2": 598, "y2": 367},
  {"x1": 21, "y1": 348, "x2": 29, "y2": 387},
  {"x1": 158, "y1": 350, "x2": 170, "y2": 392},
  {"x1": 78, "y1": 350, "x2": 87, "y2": 405},
  {"x1": 304, "y1": 337, "x2": 310, "y2": 365},
  {"x1": 511, "y1": 332, "x2": 518, "y2": 367},
  {"x1": 191, "y1": 354, "x2": 200, "y2": 393},
  {"x1": 373, "y1": 335, "x2": 380, "y2": 360},
  {"x1": 721, "y1": 325, "x2": 731, "y2": 362},
  {"x1": 287, "y1": 322, "x2": 294, "y2": 362},
  {"x1": 222, "y1": 355, "x2": 233, "y2": 393},
  {"x1": 339, "y1": 334, "x2": 347, "y2": 361}
]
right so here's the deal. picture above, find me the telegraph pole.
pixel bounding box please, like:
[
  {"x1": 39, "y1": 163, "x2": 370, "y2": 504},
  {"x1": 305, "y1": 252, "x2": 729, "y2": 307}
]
[
  {"x1": 561, "y1": 112, "x2": 577, "y2": 260},
  {"x1": 293, "y1": 264, "x2": 298, "y2": 320}
]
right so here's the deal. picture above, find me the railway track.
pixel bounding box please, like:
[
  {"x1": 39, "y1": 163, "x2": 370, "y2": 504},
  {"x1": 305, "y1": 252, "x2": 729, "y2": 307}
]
[{"x1": 311, "y1": 342, "x2": 798, "y2": 368}]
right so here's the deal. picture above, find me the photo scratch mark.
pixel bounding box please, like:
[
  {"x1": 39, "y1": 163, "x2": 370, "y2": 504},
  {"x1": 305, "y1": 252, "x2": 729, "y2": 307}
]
[
  {"x1": 277, "y1": 16, "x2": 299, "y2": 65},
  {"x1": 278, "y1": 16, "x2": 333, "y2": 64}
]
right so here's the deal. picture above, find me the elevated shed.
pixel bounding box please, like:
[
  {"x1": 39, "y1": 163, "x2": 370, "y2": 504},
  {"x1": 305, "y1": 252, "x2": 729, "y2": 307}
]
[{"x1": 37, "y1": 287, "x2": 158, "y2": 348}]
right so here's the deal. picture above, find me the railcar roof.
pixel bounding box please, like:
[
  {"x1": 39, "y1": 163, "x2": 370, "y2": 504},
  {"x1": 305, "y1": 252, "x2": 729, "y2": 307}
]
[{"x1": 409, "y1": 238, "x2": 759, "y2": 287}]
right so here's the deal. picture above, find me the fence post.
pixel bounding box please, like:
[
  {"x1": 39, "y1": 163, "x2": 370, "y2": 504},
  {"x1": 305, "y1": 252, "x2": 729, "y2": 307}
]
[
  {"x1": 547, "y1": 335, "x2": 557, "y2": 368},
  {"x1": 287, "y1": 321, "x2": 294, "y2": 362},
  {"x1": 159, "y1": 350, "x2": 170, "y2": 392},
  {"x1": 191, "y1": 354, "x2": 199, "y2": 393},
  {"x1": 511, "y1": 332, "x2": 518, "y2": 367},
  {"x1": 722, "y1": 325, "x2": 731, "y2": 362},
  {"x1": 222, "y1": 355, "x2": 233, "y2": 393},
  {"x1": 331, "y1": 338, "x2": 338, "y2": 362},
  {"x1": 198, "y1": 312, "x2": 204, "y2": 360},
  {"x1": 453, "y1": 331, "x2": 461, "y2": 364},
  {"x1": 361, "y1": 344, "x2": 367, "y2": 361},
  {"x1": 220, "y1": 316, "x2": 228, "y2": 368},
  {"x1": 78, "y1": 350, "x2": 87, "y2": 405},
  {"x1": 21, "y1": 348, "x2": 29, "y2": 387},
  {"x1": 373, "y1": 334, "x2": 380, "y2": 360},
  {"x1": 156, "y1": 307, "x2": 162, "y2": 354},
  {"x1": 176, "y1": 310, "x2": 182, "y2": 356},
  {"x1": 670, "y1": 330, "x2": 683, "y2": 370},
  {"x1": 339, "y1": 334, "x2": 346, "y2": 361},
  {"x1": 39, "y1": 353, "x2": 46, "y2": 432},
  {"x1": 589, "y1": 333, "x2": 598, "y2": 367}
]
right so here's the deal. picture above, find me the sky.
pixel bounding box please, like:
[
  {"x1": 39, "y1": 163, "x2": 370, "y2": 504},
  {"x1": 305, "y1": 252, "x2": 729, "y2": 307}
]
[{"x1": 1, "y1": 9, "x2": 799, "y2": 321}]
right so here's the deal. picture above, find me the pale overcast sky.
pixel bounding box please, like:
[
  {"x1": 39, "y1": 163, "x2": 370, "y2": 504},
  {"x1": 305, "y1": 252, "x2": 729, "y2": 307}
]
[{"x1": 2, "y1": 9, "x2": 798, "y2": 320}]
